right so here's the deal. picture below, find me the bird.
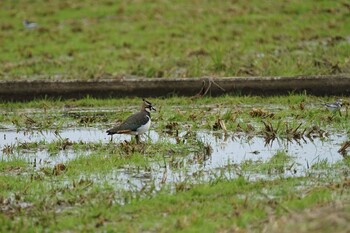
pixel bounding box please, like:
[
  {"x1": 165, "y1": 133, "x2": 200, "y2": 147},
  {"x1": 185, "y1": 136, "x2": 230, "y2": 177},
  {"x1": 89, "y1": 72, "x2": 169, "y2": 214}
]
[
  {"x1": 23, "y1": 20, "x2": 38, "y2": 29},
  {"x1": 322, "y1": 99, "x2": 343, "y2": 112},
  {"x1": 106, "y1": 99, "x2": 156, "y2": 143}
]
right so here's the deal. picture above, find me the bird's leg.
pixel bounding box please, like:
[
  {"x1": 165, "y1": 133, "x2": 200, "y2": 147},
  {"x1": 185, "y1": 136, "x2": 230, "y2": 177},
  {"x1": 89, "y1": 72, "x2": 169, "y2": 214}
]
[
  {"x1": 135, "y1": 135, "x2": 140, "y2": 144},
  {"x1": 110, "y1": 135, "x2": 113, "y2": 142}
]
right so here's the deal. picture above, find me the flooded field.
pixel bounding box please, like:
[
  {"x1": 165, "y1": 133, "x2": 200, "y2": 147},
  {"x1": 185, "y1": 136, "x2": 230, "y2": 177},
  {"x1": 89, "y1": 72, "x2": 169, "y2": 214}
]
[
  {"x1": 1, "y1": 125, "x2": 347, "y2": 199},
  {"x1": 0, "y1": 97, "x2": 349, "y2": 232}
]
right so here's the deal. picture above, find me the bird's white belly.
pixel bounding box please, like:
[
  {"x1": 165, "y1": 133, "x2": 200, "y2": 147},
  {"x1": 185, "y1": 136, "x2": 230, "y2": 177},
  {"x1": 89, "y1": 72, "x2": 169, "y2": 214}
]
[{"x1": 135, "y1": 117, "x2": 151, "y2": 135}]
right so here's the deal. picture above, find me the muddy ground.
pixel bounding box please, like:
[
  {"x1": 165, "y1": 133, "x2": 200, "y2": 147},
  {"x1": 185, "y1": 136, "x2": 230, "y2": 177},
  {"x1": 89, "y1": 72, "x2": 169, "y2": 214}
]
[{"x1": 1, "y1": 75, "x2": 350, "y2": 101}]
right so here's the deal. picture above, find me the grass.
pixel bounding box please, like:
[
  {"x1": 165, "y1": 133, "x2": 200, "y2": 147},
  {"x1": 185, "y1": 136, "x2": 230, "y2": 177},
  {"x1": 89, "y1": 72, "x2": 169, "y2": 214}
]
[
  {"x1": 241, "y1": 150, "x2": 294, "y2": 175},
  {"x1": 1, "y1": 95, "x2": 350, "y2": 232},
  {"x1": 2, "y1": 94, "x2": 348, "y2": 133},
  {"x1": 0, "y1": 0, "x2": 350, "y2": 79},
  {"x1": 0, "y1": 169, "x2": 348, "y2": 232}
]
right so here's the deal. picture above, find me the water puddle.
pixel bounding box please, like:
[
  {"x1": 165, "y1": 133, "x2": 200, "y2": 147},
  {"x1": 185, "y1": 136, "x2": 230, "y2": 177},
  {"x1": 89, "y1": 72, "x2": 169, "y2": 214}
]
[
  {"x1": 0, "y1": 127, "x2": 162, "y2": 165},
  {"x1": 198, "y1": 131, "x2": 345, "y2": 168},
  {"x1": 1, "y1": 127, "x2": 347, "y2": 195},
  {"x1": 96, "y1": 131, "x2": 347, "y2": 199}
]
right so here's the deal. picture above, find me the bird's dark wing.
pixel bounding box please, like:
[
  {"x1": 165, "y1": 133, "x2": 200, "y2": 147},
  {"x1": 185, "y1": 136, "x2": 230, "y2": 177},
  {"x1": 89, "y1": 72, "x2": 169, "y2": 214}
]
[{"x1": 106, "y1": 112, "x2": 149, "y2": 135}]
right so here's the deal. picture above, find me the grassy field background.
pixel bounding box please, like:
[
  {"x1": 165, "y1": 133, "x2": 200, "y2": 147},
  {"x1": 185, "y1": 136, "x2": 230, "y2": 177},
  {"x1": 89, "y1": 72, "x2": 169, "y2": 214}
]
[{"x1": 0, "y1": 0, "x2": 350, "y2": 80}]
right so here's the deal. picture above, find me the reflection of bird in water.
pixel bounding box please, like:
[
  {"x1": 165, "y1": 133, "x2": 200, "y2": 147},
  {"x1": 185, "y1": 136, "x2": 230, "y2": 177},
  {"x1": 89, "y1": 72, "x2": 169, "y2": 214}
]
[
  {"x1": 23, "y1": 20, "x2": 38, "y2": 29},
  {"x1": 322, "y1": 99, "x2": 342, "y2": 112}
]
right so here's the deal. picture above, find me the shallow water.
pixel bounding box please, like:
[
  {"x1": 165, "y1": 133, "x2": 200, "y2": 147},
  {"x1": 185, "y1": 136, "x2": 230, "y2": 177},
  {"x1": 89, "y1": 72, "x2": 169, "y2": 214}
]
[
  {"x1": 1, "y1": 127, "x2": 345, "y2": 166},
  {"x1": 198, "y1": 131, "x2": 345, "y2": 168},
  {"x1": 1, "y1": 127, "x2": 347, "y2": 196}
]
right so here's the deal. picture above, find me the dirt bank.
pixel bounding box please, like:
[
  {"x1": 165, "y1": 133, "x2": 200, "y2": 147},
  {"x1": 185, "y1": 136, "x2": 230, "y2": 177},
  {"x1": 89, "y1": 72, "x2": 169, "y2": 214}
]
[{"x1": 1, "y1": 75, "x2": 349, "y2": 101}]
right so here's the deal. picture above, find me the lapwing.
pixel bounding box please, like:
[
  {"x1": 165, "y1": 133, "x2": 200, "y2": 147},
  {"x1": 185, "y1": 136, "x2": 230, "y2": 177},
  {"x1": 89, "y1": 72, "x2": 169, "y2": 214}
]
[
  {"x1": 106, "y1": 99, "x2": 156, "y2": 143},
  {"x1": 322, "y1": 99, "x2": 342, "y2": 112}
]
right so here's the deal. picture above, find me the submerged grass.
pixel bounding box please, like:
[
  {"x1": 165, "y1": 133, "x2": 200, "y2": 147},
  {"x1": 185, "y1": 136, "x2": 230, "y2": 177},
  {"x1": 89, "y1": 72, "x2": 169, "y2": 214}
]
[
  {"x1": 241, "y1": 150, "x2": 294, "y2": 175},
  {"x1": 1, "y1": 0, "x2": 350, "y2": 79}
]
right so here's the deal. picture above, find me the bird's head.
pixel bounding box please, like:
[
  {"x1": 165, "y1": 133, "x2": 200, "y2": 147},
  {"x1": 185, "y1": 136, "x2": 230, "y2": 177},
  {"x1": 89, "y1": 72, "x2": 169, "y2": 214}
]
[{"x1": 142, "y1": 98, "x2": 156, "y2": 112}]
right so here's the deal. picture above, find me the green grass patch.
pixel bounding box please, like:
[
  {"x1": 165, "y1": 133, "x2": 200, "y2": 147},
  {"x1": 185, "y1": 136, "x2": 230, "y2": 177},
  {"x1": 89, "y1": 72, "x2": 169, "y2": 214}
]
[
  {"x1": 0, "y1": 173, "x2": 348, "y2": 232},
  {"x1": 1, "y1": 0, "x2": 350, "y2": 79}
]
